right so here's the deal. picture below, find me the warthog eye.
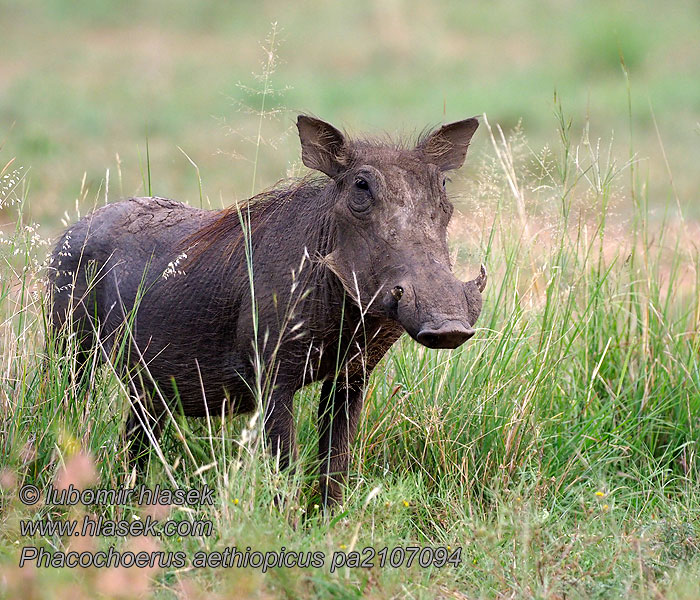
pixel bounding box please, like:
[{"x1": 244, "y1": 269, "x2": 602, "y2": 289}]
[
  {"x1": 349, "y1": 175, "x2": 373, "y2": 214},
  {"x1": 355, "y1": 177, "x2": 369, "y2": 190}
]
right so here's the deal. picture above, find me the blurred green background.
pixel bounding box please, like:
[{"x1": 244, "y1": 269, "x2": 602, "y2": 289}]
[{"x1": 1, "y1": 0, "x2": 698, "y2": 228}]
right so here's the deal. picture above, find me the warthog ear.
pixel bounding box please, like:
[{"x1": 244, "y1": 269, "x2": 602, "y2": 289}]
[
  {"x1": 297, "y1": 115, "x2": 348, "y2": 178},
  {"x1": 418, "y1": 117, "x2": 479, "y2": 171}
]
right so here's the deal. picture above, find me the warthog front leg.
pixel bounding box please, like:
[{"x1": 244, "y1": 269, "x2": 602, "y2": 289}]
[
  {"x1": 317, "y1": 377, "x2": 364, "y2": 507},
  {"x1": 263, "y1": 387, "x2": 298, "y2": 472}
]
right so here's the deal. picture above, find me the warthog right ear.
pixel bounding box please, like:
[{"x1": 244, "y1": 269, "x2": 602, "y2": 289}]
[
  {"x1": 297, "y1": 115, "x2": 348, "y2": 178},
  {"x1": 418, "y1": 117, "x2": 479, "y2": 171}
]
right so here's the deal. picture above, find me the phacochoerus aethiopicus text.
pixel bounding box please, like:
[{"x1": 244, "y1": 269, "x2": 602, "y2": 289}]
[{"x1": 49, "y1": 115, "x2": 487, "y2": 506}]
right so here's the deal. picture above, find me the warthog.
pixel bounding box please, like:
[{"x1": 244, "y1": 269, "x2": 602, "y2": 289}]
[{"x1": 49, "y1": 115, "x2": 486, "y2": 505}]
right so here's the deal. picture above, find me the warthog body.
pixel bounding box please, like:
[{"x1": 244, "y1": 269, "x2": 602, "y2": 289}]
[{"x1": 49, "y1": 116, "x2": 486, "y2": 505}]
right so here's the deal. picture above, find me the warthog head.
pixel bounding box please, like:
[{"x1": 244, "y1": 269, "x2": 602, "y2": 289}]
[{"x1": 298, "y1": 115, "x2": 486, "y2": 349}]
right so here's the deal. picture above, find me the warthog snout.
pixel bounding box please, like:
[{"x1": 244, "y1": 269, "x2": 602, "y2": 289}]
[
  {"x1": 416, "y1": 321, "x2": 476, "y2": 349},
  {"x1": 387, "y1": 264, "x2": 487, "y2": 350}
]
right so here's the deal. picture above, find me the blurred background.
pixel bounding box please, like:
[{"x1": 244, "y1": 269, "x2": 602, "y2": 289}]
[{"x1": 1, "y1": 0, "x2": 698, "y2": 230}]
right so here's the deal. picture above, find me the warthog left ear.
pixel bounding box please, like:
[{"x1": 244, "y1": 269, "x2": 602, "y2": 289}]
[
  {"x1": 418, "y1": 117, "x2": 479, "y2": 171},
  {"x1": 297, "y1": 115, "x2": 349, "y2": 179}
]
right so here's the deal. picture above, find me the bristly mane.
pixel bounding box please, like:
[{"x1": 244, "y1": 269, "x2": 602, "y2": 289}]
[
  {"x1": 183, "y1": 130, "x2": 426, "y2": 265},
  {"x1": 184, "y1": 175, "x2": 329, "y2": 264}
]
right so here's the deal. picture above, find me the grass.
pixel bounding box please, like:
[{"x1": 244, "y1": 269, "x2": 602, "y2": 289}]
[{"x1": 2, "y1": 86, "x2": 700, "y2": 597}]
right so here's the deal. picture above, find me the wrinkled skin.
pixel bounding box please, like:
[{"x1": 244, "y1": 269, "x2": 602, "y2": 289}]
[{"x1": 49, "y1": 115, "x2": 486, "y2": 506}]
